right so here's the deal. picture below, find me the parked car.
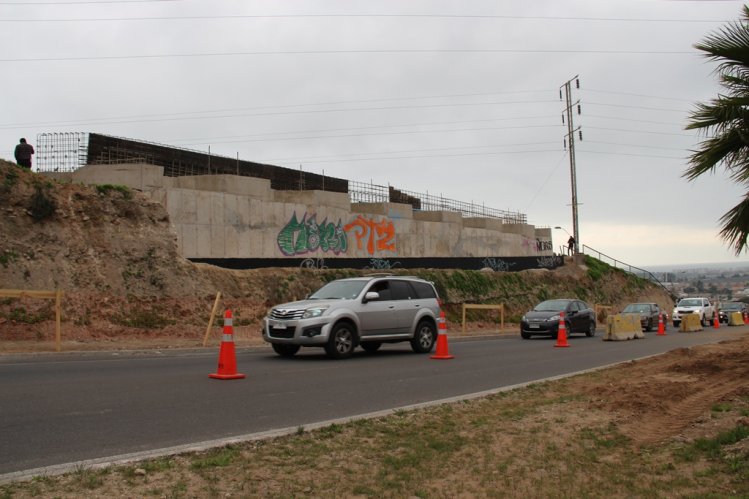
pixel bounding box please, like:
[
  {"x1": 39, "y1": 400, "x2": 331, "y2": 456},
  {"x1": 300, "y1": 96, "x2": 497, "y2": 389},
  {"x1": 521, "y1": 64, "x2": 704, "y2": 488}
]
[
  {"x1": 671, "y1": 297, "x2": 715, "y2": 328},
  {"x1": 718, "y1": 301, "x2": 748, "y2": 323},
  {"x1": 262, "y1": 275, "x2": 441, "y2": 359},
  {"x1": 621, "y1": 302, "x2": 663, "y2": 332},
  {"x1": 520, "y1": 298, "x2": 596, "y2": 339}
]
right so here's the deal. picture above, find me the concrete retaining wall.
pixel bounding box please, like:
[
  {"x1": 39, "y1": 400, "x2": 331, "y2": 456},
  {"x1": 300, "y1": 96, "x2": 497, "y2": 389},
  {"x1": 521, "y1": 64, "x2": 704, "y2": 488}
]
[{"x1": 56, "y1": 163, "x2": 555, "y2": 261}]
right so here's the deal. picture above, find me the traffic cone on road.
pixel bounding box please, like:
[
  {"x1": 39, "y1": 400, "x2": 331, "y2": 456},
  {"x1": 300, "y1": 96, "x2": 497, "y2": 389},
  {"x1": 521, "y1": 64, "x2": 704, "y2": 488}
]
[
  {"x1": 554, "y1": 312, "x2": 570, "y2": 348},
  {"x1": 713, "y1": 314, "x2": 720, "y2": 330},
  {"x1": 209, "y1": 310, "x2": 245, "y2": 380},
  {"x1": 657, "y1": 312, "x2": 666, "y2": 336},
  {"x1": 744, "y1": 311, "x2": 748, "y2": 325},
  {"x1": 431, "y1": 309, "x2": 454, "y2": 360}
]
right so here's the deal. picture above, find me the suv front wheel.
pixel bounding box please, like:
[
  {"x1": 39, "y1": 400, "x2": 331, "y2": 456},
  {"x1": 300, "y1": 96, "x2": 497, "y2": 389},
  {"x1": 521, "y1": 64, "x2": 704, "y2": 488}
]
[
  {"x1": 325, "y1": 322, "x2": 357, "y2": 359},
  {"x1": 410, "y1": 320, "x2": 437, "y2": 353}
]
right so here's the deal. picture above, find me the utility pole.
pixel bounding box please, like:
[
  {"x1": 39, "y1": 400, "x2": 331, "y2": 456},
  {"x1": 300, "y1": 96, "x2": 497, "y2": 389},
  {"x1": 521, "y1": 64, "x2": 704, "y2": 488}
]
[{"x1": 560, "y1": 75, "x2": 582, "y2": 254}]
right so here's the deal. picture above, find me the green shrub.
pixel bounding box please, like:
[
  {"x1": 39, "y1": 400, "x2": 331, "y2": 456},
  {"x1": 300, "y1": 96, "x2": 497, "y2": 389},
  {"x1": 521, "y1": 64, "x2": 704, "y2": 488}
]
[
  {"x1": 29, "y1": 185, "x2": 56, "y2": 221},
  {"x1": 96, "y1": 184, "x2": 132, "y2": 199}
]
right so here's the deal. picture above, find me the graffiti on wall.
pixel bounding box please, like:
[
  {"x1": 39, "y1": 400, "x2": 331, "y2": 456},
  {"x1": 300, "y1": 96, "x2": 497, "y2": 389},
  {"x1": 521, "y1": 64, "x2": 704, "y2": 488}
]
[
  {"x1": 277, "y1": 213, "x2": 348, "y2": 256},
  {"x1": 481, "y1": 257, "x2": 516, "y2": 272},
  {"x1": 277, "y1": 212, "x2": 396, "y2": 256},
  {"x1": 536, "y1": 239, "x2": 553, "y2": 252},
  {"x1": 536, "y1": 255, "x2": 563, "y2": 268},
  {"x1": 344, "y1": 215, "x2": 397, "y2": 255}
]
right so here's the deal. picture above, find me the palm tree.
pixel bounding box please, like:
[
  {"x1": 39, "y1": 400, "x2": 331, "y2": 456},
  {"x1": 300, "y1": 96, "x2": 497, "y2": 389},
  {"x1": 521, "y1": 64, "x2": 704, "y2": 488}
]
[{"x1": 686, "y1": 6, "x2": 749, "y2": 255}]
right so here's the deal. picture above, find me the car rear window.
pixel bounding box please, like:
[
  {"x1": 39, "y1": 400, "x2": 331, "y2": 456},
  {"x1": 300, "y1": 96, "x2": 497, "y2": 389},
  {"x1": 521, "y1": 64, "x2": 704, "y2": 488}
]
[{"x1": 410, "y1": 281, "x2": 437, "y2": 299}]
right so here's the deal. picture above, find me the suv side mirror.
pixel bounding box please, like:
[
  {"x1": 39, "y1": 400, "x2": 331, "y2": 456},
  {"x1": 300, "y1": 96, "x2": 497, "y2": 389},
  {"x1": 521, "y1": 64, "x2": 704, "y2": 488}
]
[{"x1": 363, "y1": 291, "x2": 380, "y2": 303}]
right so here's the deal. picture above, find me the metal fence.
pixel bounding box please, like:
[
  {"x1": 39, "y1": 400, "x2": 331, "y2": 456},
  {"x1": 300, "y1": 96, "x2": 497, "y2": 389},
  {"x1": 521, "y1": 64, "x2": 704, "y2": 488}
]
[
  {"x1": 348, "y1": 180, "x2": 527, "y2": 224},
  {"x1": 582, "y1": 244, "x2": 675, "y2": 298}
]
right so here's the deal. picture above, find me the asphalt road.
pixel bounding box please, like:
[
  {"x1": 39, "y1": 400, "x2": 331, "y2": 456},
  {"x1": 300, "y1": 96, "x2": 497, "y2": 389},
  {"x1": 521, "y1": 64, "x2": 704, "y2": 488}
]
[{"x1": 1, "y1": 325, "x2": 746, "y2": 479}]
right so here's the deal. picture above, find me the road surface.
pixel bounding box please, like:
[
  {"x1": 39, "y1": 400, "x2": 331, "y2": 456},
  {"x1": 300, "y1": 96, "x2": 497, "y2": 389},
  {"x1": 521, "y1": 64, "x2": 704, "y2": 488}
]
[{"x1": 0, "y1": 325, "x2": 745, "y2": 480}]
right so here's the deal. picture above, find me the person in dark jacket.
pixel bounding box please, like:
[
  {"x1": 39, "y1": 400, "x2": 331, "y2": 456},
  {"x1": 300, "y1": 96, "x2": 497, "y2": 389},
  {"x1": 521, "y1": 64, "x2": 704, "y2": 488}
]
[
  {"x1": 14, "y1": 138, "x2": 34, "y2": 168},
  {"x1": 567, "y1": 235, "x2": 576, "y2": 255}
]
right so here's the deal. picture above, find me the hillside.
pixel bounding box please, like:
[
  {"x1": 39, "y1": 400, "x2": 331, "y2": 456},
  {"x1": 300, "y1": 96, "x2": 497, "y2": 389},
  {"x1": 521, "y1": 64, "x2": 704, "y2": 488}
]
[{"x1": 0, "y1": 160, "x2": 673, "y2": 351}]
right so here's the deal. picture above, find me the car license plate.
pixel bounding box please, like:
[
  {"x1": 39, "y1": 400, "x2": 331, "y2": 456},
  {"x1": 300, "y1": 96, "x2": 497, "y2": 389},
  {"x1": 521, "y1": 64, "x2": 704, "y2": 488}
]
[
  {"x1": 270, "y1": 320, "x2": 287, "y2": 329},
  {"x1": 529, "y1": 324, "x2": 539, "y2": 329}
]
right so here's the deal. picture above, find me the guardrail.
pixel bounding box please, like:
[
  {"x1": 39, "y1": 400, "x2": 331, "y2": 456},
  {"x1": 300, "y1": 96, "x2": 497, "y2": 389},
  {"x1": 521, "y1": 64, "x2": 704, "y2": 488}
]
[{"x1": 581, "y1": 245, "x2": 676, "y2": 299}]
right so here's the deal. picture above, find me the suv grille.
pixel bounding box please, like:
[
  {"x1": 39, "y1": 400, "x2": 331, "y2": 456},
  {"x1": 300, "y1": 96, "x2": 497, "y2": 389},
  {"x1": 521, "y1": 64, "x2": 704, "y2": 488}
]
[{"x1": 270, "y1": 308, "x2": 305, "y2": 320}]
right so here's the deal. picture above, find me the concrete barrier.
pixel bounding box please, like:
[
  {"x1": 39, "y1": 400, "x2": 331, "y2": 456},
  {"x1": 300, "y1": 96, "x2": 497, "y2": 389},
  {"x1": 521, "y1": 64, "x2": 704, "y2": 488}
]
[
  {"x1": 679, "y1": 313, "x2": 702, "y2": 332},
  {"x1": 728, "y1": 312, "x2": 745, "y2": 326},
  {"x1": 603, "y1": 313, "x2": 645, "y2": 341}
]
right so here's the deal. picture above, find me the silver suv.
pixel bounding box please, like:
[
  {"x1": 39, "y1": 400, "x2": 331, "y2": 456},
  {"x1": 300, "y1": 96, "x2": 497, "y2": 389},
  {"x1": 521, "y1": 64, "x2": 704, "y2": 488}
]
[{"x1": 262, "y1": 275, "x2": 442, "y2": 359}]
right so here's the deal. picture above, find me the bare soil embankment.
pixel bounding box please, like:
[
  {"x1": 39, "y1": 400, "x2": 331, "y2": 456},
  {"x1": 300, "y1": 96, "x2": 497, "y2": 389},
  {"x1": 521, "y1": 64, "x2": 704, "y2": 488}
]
[{"x1": 0, "y1": 160, "x2": 672, "y2": 352}]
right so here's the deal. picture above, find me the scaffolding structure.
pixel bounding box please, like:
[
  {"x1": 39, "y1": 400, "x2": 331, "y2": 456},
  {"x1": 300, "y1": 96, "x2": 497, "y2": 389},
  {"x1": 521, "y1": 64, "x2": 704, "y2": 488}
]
[{"x1": 35, "y1": 132, "x2": 528, "y2": 224}]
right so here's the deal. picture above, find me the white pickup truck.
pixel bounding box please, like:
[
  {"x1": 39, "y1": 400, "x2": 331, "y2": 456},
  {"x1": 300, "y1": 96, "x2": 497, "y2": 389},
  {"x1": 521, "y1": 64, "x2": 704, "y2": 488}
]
[{"x1": 672, "y1": 297, "x2": 716, "y2": 327}]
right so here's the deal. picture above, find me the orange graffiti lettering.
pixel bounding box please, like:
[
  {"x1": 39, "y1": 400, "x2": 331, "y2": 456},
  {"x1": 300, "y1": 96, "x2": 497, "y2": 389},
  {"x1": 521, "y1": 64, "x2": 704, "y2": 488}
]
[{"x1": 344, "y1": 216, "x2": 396, "y2": 255}]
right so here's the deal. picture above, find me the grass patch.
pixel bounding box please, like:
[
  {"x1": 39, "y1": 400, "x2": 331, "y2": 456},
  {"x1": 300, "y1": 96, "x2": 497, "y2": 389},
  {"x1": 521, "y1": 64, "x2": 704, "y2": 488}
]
[
  {"x1": 96, "y1": 183, "x2": 132, "y2": 199},
  {"x1": 190, "y1": 446, "x2": 240, "y2": 470},
  {"x1": 0, "y1": 250, "x2": 18, "y2": 268}
]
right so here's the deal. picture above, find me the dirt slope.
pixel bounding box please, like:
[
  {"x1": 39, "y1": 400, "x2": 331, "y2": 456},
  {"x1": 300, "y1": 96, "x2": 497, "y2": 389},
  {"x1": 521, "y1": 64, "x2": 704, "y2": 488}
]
[{"x1": 0, "y1": 160, "x2": 673, "y2": 352}]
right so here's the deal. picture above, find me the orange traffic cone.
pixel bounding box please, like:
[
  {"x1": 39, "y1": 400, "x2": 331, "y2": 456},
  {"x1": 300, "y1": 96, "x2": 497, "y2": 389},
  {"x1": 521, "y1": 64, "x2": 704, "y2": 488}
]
[
  {"x1": 657, "y1": 312, "x2": 666, "y2": 336},
  {"x1": 431, "y1": 309, "x2": 454, "y2": 360},
  {"x1": 713, "y1": 314, "x2": 720, "y2": 330},
  {"x1": 554, "y1": 312, "x2": 570, "y2": 348},
  {"x1": 209, "y1": 310, "x2": 245, "y2": 380},
  {"x1": 744, "y1": 311, "x2": 748, "y2": 325}
]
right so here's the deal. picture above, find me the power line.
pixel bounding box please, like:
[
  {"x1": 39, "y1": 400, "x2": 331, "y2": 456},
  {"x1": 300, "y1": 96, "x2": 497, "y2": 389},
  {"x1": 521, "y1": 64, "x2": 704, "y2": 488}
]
[
  {"x1": 270, "y1": 148, "x2": 562, "y2": 166},
  {"x1": 0, "y1": 48, "x2": 695, "y2": 63},
  {"x1": 0, "y1": 0, "x2": 177, "y2": 3},
  {"x1": 586, "y1": 126, "x2": 693, "y2": 137},
  {"x1": 585, "y1": 101, "x2": 689, "y2": 113},
  {"x1": 166, "y1": 115, "x2": 554, "y2": 145},
  {"x1": 261, "y1": 141, "x2": 561, "y2": 163},
  {"x1": 583, "y1": 88, "x2": 697, "y2": 103},
  {"x1": 178, "y1": 124, "x2": 563, "y2": 147},
  {"x1": 0, "y1": 13, "x2": 729, "y2": 22},
  {"x1": 0, "y1": 99, "x2": 561, "y2": 130},
  {"x1": 577, "y1": 149, "x2": 684, "y2": 160},
  {"x1": 0, "y1": 89, "x2": 553, "y2": 128}
]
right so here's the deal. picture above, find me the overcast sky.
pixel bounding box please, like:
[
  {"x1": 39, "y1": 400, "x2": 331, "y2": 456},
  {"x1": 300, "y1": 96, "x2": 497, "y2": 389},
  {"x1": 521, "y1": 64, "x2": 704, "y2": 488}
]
[{"x1": 2, "y1": 0, "x2": 748, "y2": 268}]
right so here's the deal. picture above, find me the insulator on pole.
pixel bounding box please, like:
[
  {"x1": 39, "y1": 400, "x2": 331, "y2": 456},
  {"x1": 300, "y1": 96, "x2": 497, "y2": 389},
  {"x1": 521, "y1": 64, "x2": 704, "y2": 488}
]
[
  {"x1": 562, "y1": 114, "x2": 565, "y2": 124},
  {"x1": 579, "y1": 130, "x2": 583, "y2": 141},
  {"x1": 576, "y1": 78, "x2": 580, "y2": 89},
  {"x1": 563, "y1": 138, "x2": 567, "y2": 150},
  {"x1": 577, "y1": 104, "x2": 581, "y2": 114},
  {"x1": 559, "y1": 89, "x2": 563, "y2": 100}
]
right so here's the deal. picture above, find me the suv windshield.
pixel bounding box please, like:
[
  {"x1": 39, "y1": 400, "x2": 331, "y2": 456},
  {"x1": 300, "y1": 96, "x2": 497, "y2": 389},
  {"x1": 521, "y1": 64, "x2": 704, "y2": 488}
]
[
  {"x1": 309, "y1": 280, "x2": 368, "y2": 300},
  {"x1": 678, "y1": 299, "x2": 702, "y2": 307},
  {"x1": 534, "y1": 299, "x2": 569, "y2": 312},
  {"x1": 723, "y1": 303, "x2": 743, "y2": 310}
]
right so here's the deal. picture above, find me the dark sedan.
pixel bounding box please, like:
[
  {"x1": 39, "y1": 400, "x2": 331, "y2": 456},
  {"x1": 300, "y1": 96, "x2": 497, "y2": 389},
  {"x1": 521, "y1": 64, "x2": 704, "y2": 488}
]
[
  {"x1": 520, "y1": 298, "x2": 597, "y2": 339},
  {"x1": 719, "y1": 302, "x2": 748, "y2": 323},
  {"x1": 621, "y1": 302, "x2": 663, "y2": 331}
]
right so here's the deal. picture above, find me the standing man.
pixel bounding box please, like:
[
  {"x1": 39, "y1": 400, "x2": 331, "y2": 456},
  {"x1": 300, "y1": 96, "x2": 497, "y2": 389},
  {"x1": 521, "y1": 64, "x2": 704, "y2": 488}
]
[
  {"x1": 567, "y1": 235, "x2": 576, "y2": 255},
  {"x1": 14, "y1": 138, "x2": 34, "y2": 169}
]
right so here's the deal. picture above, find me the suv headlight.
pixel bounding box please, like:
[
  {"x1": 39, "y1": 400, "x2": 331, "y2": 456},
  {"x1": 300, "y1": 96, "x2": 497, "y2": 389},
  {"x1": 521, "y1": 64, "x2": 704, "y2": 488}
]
[
  {"x1": 548, "y1": 314, "x2": 561, "y2": 322},
  {"x1": 302, "y1": 306, "x2": 329, "y2": 319}
]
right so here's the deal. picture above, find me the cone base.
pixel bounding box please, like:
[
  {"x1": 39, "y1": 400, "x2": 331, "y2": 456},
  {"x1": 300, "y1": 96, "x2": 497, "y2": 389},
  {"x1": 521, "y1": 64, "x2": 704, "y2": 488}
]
[
  {"x1": 554, "y1": 344, "x2": 570, "y2": 348},
  {"x1": 430, "y1": 354, "x2": 455, "y2": 359},
  {"x1": 209, "y1": 373, "x2": 246, "y2": 380}
]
